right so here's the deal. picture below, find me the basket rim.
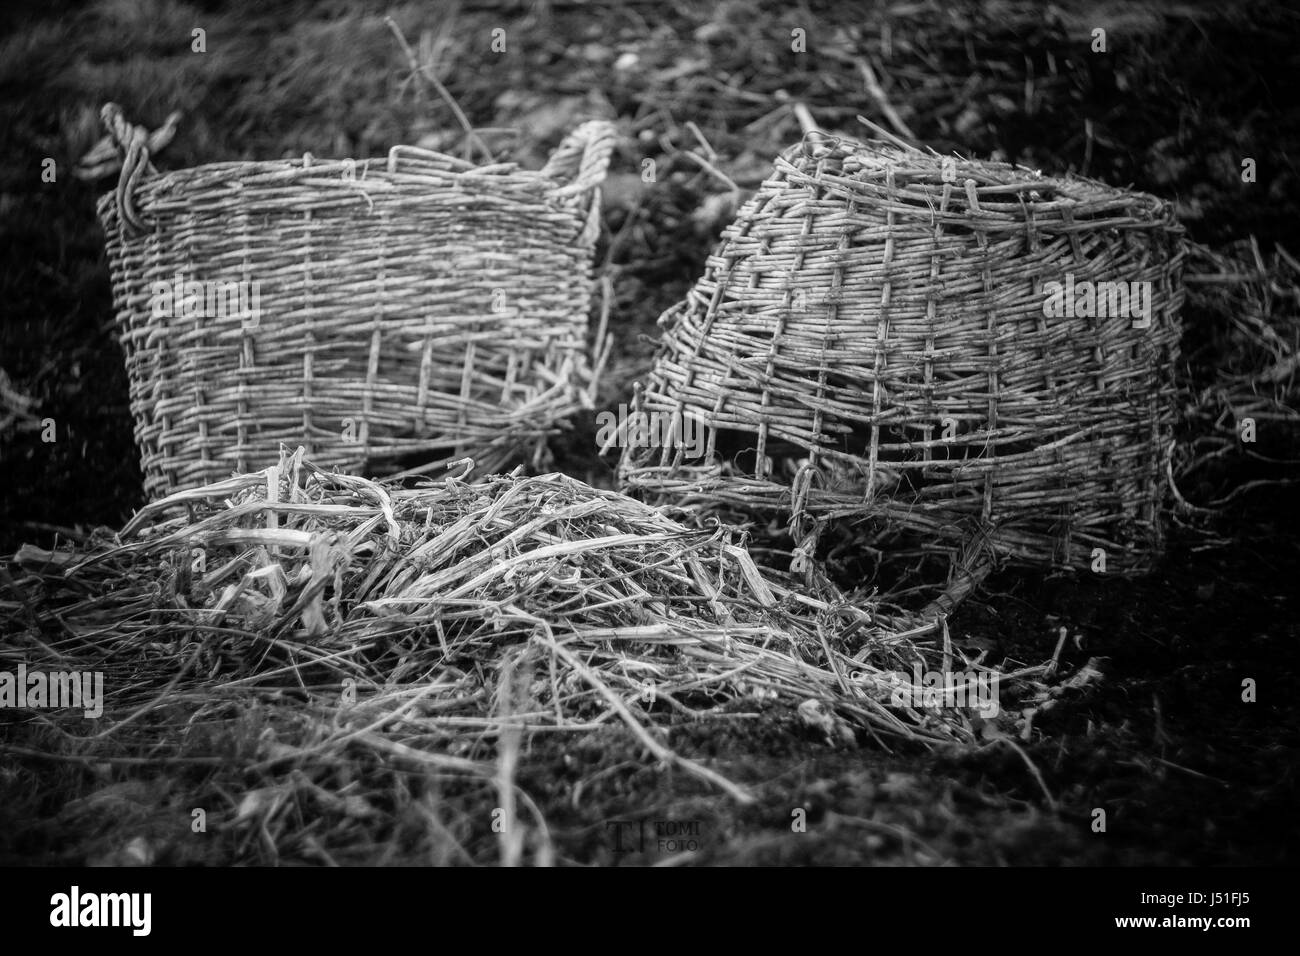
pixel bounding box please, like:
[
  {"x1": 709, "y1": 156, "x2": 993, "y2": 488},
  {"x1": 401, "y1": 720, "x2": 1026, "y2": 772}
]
[
  {"x1": 777, "y1": 134, "x2": 1175, "y2": 223},
  {"x1": 92, "y1": 103, "x2": 617, "y2": 237},
  {"x1": 94, "y1": 151, "x2": 584, "y2": 203}
]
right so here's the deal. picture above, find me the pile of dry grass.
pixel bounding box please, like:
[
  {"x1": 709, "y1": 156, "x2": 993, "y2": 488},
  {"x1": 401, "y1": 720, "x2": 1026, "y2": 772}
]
[{"x1": 4, "y1": 449, "x2": 1045, "y2": 861}]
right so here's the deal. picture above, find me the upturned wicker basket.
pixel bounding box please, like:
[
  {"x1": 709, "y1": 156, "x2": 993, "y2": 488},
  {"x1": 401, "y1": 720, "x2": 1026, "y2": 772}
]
[
  {"x1": 94, "y1": 104, "x2": 616, "y2": 499},
  {"x1": 620, "y1": 132, "x2": 1186, "y2": 577}
]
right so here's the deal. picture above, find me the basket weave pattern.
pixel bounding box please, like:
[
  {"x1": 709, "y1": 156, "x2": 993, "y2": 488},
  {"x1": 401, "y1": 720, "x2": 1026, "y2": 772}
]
[
  {"x1": 97, "y1": 105, "x2": 616, "y2": 499},
  {"x1": 620, "y1": 135, "x2": 1186, "y2": 574}
]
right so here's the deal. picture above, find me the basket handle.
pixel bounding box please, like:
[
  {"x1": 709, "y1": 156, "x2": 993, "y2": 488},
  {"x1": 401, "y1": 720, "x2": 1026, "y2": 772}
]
[
  {"x1": 540, "y1": 120, "x2": 617, "y2": 207},
  {"x1": 94, "y1": 103, "x2": 182, "y2": 235}
]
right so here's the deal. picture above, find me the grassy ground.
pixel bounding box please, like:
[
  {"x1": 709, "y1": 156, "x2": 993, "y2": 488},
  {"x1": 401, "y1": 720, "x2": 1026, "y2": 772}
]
[{"x1": 1, "y1": 0, "x2": 1298, "y2": 865}]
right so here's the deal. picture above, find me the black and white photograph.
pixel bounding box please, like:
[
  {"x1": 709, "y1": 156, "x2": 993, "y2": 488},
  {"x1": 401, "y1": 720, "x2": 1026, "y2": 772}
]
[{"x1": 0, "y1": 0, "x2": 1293, "y2": 926}]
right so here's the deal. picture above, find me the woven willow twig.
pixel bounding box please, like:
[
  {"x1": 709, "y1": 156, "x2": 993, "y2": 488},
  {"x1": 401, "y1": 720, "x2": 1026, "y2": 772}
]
[
  {"x1": 620, "y1": 132, "x2": 1186, "y2": 578},
  {"x1": 94, "y1": 104, "x2": 617, "y2": 500}
]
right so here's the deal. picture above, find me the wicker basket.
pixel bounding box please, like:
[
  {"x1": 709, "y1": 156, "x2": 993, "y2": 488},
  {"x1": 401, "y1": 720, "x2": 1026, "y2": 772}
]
[
  {"x1": 94, "y1": 104, "x2": 616, "y2": 500},
  {"x1": 619, "y1": 132, "x2": 1186, "y2": 578}
]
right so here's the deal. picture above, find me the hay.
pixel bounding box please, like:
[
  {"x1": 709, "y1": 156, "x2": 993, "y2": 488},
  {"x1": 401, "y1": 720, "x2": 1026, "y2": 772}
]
[
  {"x1": 619, "y1": 130, "x2": 1187, "y2": 588},
  {"x1": 5, "y1": 449, "x2": 1036, "y2": 823},
  {"x1": 91, "y1": 103, "x2": 616, "y2": 500}
]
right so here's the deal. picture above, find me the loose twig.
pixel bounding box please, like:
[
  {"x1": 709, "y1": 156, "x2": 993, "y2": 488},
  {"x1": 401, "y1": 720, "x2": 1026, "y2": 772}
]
[
  {"x1": 385, "y1": 16, "x2": 493, "y2": 163},
  {"x1": 856, "y1": 57, "x2": 917, "y2": 142}
]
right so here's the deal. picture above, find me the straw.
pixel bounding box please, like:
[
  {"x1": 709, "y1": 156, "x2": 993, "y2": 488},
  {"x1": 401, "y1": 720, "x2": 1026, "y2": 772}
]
[{"x1": 5, "y1": 449, "x2": 1053, "y2": 818}]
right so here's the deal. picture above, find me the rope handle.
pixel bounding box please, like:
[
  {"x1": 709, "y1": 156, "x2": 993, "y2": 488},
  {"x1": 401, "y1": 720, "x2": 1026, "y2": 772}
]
[
  {"x1": 90, "y1": 103, "x2": 183, "y2": 236},
  {"x1": 540, "y1": 120, "x2": 617, "y2": 206}
]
